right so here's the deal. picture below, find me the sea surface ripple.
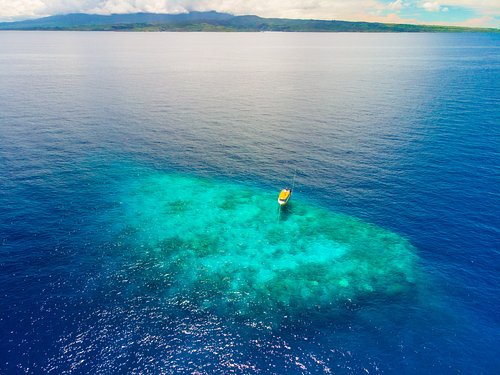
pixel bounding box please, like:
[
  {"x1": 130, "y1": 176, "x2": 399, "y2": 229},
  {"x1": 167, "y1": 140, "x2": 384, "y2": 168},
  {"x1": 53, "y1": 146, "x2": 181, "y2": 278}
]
[{"x1": 0, "y1": 32, "x2": 499, "y2": 374}]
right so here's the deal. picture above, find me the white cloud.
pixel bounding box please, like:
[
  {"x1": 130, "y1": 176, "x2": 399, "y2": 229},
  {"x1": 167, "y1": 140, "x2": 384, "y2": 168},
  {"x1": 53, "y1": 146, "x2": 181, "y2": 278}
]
[
  {"x1": 388, "y1": 0, "x2": 404, "y2": 11},
  {"x1": 0, "y1": 0, "x2": 498, "y2": 27},
  {"x1": 420, "y1": 15, "x2": 498, "y2": 28},
  {"x1": 421, "y1": 1, "x2": 442, "y2": 12},
  {"x1": 446, "y1": 0, "x2": 500, "y2": 16},
  {"x1": 421, "y1": 0, "x2": 500, "y2": 16},
  {"x1": 0, "y1": 0, "x2": 390, "y2": 21}
]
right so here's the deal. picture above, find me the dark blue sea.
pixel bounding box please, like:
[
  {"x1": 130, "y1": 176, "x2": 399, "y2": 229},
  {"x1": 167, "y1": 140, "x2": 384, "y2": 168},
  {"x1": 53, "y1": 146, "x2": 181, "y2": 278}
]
[{"x1": 0, "y1": 31, "x2": 499, "y2": 374}]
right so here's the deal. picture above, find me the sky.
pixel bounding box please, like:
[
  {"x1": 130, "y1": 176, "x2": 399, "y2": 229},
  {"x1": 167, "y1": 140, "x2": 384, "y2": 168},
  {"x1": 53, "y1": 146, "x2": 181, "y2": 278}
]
[{"x1": 0, "y1": 0, "x2": 498, "y2": 28}]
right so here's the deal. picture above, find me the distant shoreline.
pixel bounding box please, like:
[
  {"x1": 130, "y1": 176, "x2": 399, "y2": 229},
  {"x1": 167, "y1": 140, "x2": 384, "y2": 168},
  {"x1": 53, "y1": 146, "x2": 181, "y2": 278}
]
[{"x1": 1, "y1": 12, "x2": 498, "y2": 33}]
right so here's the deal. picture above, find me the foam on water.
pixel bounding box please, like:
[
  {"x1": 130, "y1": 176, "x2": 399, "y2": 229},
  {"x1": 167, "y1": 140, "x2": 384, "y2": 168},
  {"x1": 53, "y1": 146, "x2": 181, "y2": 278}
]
[{"x1": 117, "y1": 171, "x2": 418, "y2": 322}]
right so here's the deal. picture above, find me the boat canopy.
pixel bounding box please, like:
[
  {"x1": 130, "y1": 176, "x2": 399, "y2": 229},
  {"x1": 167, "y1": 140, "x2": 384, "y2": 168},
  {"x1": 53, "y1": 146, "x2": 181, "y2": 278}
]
[{"x1": 279, "y1": 189, "x2": 291, "y2": 200}]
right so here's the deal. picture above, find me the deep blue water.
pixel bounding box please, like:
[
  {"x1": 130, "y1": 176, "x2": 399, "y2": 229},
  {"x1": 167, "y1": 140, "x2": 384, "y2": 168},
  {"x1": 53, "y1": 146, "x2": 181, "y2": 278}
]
[{"x1": 0, "y1": 32, "x2": 499, "y2": 374}]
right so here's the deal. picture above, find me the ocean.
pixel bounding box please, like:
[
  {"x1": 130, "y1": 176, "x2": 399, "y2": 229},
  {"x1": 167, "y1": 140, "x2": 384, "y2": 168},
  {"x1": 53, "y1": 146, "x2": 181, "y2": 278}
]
[{"x1": 0, "y1": 31, "x2": 499, "y2": 374}]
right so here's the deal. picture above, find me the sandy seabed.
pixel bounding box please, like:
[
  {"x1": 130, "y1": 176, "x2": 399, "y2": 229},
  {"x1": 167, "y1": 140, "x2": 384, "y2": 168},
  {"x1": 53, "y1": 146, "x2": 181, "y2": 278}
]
[{"x1": 117, "y1": 172, "x2": 418, "y2": 322}]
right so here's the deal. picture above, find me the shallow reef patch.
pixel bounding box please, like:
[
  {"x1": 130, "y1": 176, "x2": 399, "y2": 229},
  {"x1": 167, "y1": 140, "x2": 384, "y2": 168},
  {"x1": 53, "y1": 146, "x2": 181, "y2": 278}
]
[{"x1": 117, "y1": 172, "x2": 418, "y2": 321}]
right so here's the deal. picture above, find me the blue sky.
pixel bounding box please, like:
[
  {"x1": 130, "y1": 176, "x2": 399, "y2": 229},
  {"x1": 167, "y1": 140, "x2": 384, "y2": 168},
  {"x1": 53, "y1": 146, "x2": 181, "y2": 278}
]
[
  {"x1": 378, "y1": 1, "x2": 483, "y2": 25},
  {"x1": 0, "y1": 1, "x2": 498, "y2": 28}
]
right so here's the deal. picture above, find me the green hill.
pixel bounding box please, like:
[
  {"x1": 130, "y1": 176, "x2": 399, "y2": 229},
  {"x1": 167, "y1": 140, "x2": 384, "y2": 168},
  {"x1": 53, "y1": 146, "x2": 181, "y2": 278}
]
[{"x1": 0, "y1": 11, "x2": 498, "y2": 32}]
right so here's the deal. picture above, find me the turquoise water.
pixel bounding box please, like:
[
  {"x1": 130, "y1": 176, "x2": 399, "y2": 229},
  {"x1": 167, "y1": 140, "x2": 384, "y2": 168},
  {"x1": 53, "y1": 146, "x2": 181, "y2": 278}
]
[
  {"x1": 0, "y1": 32, "x2": 499, "y2": 374},
  {"x1": 118, "y1": 171, "x2": 417, "y2": 322}
]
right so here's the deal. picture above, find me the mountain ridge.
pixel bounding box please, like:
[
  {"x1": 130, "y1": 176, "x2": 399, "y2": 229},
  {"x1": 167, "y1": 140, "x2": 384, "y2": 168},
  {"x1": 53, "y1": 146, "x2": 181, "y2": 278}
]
[{"x1": 0, "y1": 11, "x2": 498, "y2": 32}]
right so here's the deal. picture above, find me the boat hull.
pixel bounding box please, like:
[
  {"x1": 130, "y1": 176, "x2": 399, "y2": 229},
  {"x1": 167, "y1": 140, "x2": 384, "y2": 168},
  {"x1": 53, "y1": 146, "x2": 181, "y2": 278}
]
[
  {"x1": 278, "y1": 188, "x2": 292, "y2": 206},
  {"x1": 278, "y1": 198, "x2": 289, "y2": 206}
]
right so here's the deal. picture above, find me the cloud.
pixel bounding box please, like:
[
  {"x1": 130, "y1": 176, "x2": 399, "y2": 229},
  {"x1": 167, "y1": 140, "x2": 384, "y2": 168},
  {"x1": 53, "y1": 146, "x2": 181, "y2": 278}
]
[
  {"x1": 454, "y1": 15, "x2": 497, "y2": 27},
  {"x1": 417, "y1": 15, "x2": 498, "y2": 28},
  {"x1": 444, "y1": 0, "x2": 500, "y2": 16},
  {"x1": 353, "y1": 11, "x2": 421, "y2": 24},
  {"x1": 388, "y1": 0, "x2": 405, "y2": 11},
  {"x1": 0, "y1": 0, "x2": 391, "y2": 21},
  {"x1": 0, "y1": 0, "x2": 498, "y2": 27},
  {"x1": 421, "y1": 1, "x2": 443, "y2": 12}
]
